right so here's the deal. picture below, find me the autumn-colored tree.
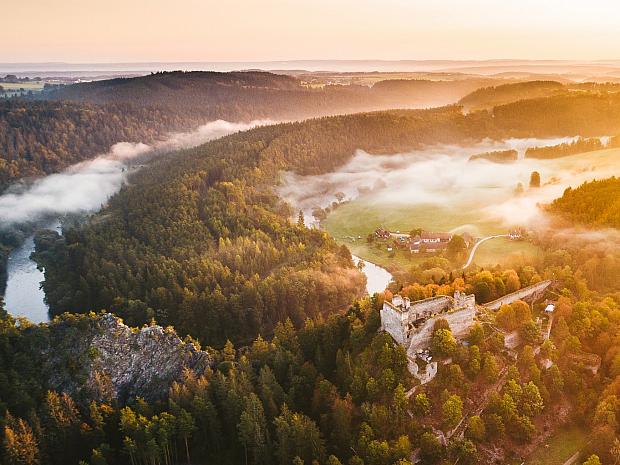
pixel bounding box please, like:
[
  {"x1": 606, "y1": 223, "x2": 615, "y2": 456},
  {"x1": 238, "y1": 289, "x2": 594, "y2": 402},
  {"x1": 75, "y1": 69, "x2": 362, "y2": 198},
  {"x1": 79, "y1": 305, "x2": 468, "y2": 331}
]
[{"x1": 4, "y1": 419, "x2": 40, "y2": 465}]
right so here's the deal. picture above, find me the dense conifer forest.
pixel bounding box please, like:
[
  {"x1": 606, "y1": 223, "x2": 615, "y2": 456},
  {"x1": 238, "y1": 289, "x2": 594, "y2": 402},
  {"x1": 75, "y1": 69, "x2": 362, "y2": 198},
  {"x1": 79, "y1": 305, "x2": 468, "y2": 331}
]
[
  {"x1": 525, "y1": 137, "x2": 605, "y2": 159},
  {"x1": 549, "y1": 177, "x2": 620, "y2": 228},
  {"x1": 33, "y1": 90, "x2": 620, "y2": 348},
  {"x1": 4, "y1": 73, "x2": 620, "y2": 464},
  {"x1": 5, "y1": 222, "x2": 620, "y2": 464},
  {"x1": 0, "y1": 100, "x2": 195, "y2": 191}
]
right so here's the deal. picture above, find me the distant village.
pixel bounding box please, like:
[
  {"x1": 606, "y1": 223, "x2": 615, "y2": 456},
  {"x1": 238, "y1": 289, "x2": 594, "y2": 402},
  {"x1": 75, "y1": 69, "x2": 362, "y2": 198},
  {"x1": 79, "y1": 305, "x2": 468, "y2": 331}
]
[{"x1": 372, "y1": 227, "x2": 524, "y2": 254}]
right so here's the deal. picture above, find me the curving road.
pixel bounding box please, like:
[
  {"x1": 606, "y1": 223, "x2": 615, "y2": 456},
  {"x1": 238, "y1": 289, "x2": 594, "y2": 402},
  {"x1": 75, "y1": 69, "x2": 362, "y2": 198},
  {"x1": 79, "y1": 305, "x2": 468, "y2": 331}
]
[{"x1": 462, "y1": 234, "x2": 509, "y2": 269}]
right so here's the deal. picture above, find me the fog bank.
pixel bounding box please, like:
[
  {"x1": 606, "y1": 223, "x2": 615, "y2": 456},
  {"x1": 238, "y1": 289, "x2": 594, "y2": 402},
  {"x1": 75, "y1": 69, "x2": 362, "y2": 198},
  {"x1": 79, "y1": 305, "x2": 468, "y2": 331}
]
[
  {"x1": 0, "y1": 120, "x2": 272, "y2": 227},
  {"x1": 279, "y1": 137, "x2": 620, "y2": 231}
]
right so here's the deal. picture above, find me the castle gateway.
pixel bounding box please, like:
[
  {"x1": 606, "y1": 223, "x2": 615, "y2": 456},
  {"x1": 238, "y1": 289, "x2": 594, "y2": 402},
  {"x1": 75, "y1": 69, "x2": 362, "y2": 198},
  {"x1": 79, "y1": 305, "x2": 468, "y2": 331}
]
[{"x1": 380, "y1": 291, "x2": 477, "y2": 353}]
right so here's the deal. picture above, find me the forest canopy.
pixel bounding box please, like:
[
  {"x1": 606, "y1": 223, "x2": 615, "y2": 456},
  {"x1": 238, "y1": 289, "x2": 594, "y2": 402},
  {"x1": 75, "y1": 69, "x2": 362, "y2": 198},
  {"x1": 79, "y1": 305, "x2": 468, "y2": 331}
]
[
  {"x1": 35, "y1": 89, "x2": 620, "y2": 348},
  {"x1": 549, "y1": 177, "x2": 620, "y2": 228}
]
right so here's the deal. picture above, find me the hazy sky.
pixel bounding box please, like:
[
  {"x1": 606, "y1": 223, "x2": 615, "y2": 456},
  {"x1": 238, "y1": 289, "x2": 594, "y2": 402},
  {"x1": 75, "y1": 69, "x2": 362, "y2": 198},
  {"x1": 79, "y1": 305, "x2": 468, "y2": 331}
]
[{"x1": 2, "y1": 0, "x2": 620, "y2": 62}]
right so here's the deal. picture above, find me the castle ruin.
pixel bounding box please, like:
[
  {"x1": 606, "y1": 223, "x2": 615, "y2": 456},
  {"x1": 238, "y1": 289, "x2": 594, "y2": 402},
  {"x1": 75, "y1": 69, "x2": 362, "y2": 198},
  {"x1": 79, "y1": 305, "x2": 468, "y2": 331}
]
[{"x1": 380, "y1": 291, "x2": 477, "y2": 354}]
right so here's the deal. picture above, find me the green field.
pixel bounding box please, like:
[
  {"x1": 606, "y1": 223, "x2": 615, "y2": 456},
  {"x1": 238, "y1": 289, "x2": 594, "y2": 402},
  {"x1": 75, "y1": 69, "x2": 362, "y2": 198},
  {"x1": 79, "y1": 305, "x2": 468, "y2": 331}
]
[
  {"x1": 321, "y1": 146, "x2": 620, "y2": 272},
  {"x1": 0, "y1": 82, "x2": 46, "y2": 90},
  {"x1": 473, "y1": 237, "x2": 540, "y2": 267},
  {"x1": 0, "y1": 81, "x2": 47, "y2": 97},
  {"x1": 524, "y1": 426, "x2": 587, "y2": 465},
  {"x1": 322, "y1": 200, "x2": 537, "y2": 272}
]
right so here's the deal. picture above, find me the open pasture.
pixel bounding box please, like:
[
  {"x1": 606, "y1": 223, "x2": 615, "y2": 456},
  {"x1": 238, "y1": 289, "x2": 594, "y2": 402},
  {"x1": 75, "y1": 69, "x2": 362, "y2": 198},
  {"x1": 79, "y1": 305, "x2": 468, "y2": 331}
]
[{"x1": 316, "y1": 145, "x2": 620, "y2": 270}]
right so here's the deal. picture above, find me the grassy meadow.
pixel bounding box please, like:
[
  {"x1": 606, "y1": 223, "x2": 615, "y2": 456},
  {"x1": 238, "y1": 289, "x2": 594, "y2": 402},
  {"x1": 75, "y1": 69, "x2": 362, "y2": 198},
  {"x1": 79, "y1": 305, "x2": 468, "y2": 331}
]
[
  {"x1": 321, "y1": 146, "x2": 620, "y2": 272},
  {"x1": 524, "y1": 426, "x2": 587, "y2": 465}
]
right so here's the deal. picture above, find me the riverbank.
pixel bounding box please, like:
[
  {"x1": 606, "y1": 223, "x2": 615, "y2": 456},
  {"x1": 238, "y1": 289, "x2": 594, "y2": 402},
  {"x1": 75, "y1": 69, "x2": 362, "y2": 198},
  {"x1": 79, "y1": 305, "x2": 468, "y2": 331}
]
[
  {"x1": 352, "y1": 254, "x2": 393, "y2": 295},
  {"x1": 3, "y1": 221, "x2": 61, "y2": 323},
  {"x1": 4, "y1": 234, "x2": 48, "y2": 322}
]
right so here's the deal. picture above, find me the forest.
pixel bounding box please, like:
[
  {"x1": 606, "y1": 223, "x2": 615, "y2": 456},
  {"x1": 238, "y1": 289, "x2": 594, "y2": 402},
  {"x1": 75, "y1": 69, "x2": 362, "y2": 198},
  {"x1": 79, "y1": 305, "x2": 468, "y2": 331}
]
[
  {"x1": 0, "y1": 72, "x2": 491, "y2": 192},
  {"x1": 4, "y1": 73, "x2": 620, "y2": 195},
  {"x1": 4, "y1": 75, "x2": 620, "y2": 464},
  {"x1": 549, "y1": 177, "x2": 620, "y2": 229},
  {"x1": 33, "y1": 106, "x2": 486, "y2": 348},
  {"x1": 457, "y1": 80, "x2": 620, "y2": 112},
  {"x1": 5, "y1": 218, "x2": 620, "y2": 464},
  {"x1": 41, "y1": 71, "x2": 492, "y2": 122},
  {"x1": 33, "y1": 89, "x2": 620, "y2": 349},
  {"x1": 458, "y1": 80, "x2": 565, "y2": 111},
  {"x1": 468, "y1": 149, "x2": 518, "y2": 163},
  {"x1": 525, "y1": 137, "x2": 605, "y2": 159},
  {"x1": 0, "y1": 99, "x2": 195, "y2": 191}
]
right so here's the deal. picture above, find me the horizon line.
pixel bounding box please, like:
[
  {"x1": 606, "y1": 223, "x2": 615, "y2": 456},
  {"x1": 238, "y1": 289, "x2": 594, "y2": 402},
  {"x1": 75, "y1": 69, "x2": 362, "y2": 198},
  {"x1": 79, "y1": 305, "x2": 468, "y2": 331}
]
[{"x1": 2, "y1": 58, "x2": 620, "y2": 66}]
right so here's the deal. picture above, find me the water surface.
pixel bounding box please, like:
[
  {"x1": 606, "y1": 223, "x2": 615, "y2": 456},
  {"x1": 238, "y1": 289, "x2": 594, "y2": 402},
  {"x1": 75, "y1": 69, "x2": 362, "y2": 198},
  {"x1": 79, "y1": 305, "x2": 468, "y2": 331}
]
[
  {"x1": 5, "y1": 234, "x2": 49, "y2": 323},
  {"x1": 352, "y1": 254, "x2": 392, "y2": 295}
]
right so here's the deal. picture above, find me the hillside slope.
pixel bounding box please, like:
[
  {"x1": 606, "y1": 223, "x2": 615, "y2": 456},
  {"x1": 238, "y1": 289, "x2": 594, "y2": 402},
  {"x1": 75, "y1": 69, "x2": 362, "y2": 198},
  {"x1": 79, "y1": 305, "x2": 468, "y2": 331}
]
[
  {"x1": 0, "y1": 99, "x2": 194, "y2": 191},
  {"x1": 42, "y1": 70, "x2": 492, "y2": 121},
  {"x1": 36, "y1": 90, "x2": 620, "y2": 347},
  {"x1": 549, "y1": 176, "x2": 620, "y2": 228},
  {"x1": 458, "y1": 80, "x2": 565, "y2": 111},
  {"x1": 1, "y1": 72, "x2": 492, "y2": 191}
]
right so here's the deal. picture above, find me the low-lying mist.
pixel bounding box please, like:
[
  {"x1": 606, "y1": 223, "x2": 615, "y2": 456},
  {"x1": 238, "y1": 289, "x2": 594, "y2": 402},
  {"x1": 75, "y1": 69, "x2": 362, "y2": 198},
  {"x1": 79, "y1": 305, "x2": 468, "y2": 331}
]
[
  {"x1": 0, "y1": 120, "x2": 272, "y2": 227},
  {"x1": 279, "y1": 137, "x2": 620, "y2": 232}
]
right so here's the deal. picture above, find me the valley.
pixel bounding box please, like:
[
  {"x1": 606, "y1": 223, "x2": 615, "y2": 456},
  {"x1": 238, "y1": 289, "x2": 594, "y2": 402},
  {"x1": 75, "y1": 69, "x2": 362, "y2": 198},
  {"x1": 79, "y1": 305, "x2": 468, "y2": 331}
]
[{"x1": 2, "y1": 62, "x2": 620, "y2": 465}]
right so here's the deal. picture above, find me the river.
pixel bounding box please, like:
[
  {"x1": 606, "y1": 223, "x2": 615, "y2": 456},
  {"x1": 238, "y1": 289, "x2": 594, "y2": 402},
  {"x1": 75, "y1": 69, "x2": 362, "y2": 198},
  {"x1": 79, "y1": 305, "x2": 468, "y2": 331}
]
[
  {"x1": 4, "y1": 248, "x2": 392, "y2": 324},
  {"x1": 0, "y1": 120, "x2": 273, "y2": 322},
  {"x1": 4, "y1": 233, "x2": 50, "y2": 323},
  {"x1": 352, "y1": 255, "x2": 393, "y2": 295}
]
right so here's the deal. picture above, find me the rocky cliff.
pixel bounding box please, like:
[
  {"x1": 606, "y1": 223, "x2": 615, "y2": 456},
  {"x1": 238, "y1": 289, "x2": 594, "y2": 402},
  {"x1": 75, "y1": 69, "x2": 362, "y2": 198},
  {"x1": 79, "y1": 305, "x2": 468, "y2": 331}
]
[{"x1": 41, "y1": 313, "x2": 213, "y2": 403}]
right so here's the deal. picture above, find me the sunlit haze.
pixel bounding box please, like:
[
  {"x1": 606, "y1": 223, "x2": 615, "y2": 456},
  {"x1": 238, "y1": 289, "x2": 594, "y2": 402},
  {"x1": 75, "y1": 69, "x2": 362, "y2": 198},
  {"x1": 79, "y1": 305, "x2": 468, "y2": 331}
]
[{"x1": 2, "y1": 0, "x2": 620, "y2": 63}]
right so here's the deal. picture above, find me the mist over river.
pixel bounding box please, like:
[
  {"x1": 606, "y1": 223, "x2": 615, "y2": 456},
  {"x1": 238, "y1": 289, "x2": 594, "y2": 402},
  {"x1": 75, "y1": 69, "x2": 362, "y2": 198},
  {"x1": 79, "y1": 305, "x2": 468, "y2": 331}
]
[{"x1": 0, "y1": 120, "x2": 272, "y2": 321}]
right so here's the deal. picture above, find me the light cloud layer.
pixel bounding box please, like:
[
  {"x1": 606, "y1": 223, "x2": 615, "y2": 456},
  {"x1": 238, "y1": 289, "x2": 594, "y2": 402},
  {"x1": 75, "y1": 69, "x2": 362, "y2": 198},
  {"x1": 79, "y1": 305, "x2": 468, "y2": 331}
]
[
  {"x1": 0, "y1": 120, "x2": 272, "y2": 226},
  {"x1": 279, "y1": 137, "x2": 620, "y2": 231}
]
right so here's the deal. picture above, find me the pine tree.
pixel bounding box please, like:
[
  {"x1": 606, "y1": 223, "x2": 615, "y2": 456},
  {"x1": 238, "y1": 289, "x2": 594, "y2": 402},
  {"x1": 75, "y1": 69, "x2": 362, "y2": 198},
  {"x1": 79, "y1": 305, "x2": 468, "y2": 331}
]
[
  {"x1": 237, "y1": 393, "x2": 271, "y2": 465},
  {"x1": 4, "y1": 418, "x2": 40, "y2": 465},
  {"x1": 178, "y1": 409, "x2": 196, "y2": 464}
]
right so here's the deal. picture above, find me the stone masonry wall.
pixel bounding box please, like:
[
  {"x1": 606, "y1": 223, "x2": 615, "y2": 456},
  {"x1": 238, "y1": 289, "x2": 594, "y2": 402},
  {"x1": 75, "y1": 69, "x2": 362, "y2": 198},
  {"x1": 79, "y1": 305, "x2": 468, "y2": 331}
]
[
  {"x1": 409, "y1": 296, "x2": 451, "y2": 319},
  {"x1": 380, "y1": 304, "x2": 408, "y2": 345},
  {"x1": 484, "y1": 280, "x2": 552, "y2": 311},
  {"x1": 407, "y1": 306, "x2": 476, "y2": 353}
]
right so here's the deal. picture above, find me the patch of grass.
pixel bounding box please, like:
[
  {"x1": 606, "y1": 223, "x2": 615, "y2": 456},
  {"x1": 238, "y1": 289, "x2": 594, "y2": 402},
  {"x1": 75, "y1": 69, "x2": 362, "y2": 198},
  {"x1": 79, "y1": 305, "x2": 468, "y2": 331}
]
[
  {"x1": 324, "y1": 200, "x2": 503, "y2": 238},
  {"x1": 470, "y1": 237, "x2": 540, "y2": 268},
  {"x1": 525, "y1": 426, "x2": 587, "y2": 465},
  {"x1": 0, "y1": 82, "x2": 45, "y2": 90},
  {"x1": 323, "y1": 201, "x2": 539, "y2": 273},
  {"x1": 322, "y1": 145, "x2": 620, "y2": 272}
]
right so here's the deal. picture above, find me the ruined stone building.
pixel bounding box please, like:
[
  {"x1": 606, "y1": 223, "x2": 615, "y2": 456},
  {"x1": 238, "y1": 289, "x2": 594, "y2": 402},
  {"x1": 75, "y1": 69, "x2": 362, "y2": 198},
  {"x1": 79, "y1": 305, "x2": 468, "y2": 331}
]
[{"x1": 380, "y1": 291, "x2": 477, "y2": 353}]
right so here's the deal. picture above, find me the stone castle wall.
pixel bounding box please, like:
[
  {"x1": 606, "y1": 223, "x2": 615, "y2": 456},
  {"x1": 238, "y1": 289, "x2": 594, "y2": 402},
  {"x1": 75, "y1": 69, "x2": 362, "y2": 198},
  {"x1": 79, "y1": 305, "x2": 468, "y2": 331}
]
[
  {"x1": 484, "y1": 280, "x2": 552, "y2": 311},
  {"x1": 409, "y1": 296, "x2": 452, "y2": 318},
  {"x1": 380, "y1": 304, "x2": 408, "y2": 345},
  {"x1": 409, "y1": 358, "x2": 439, "y2": 384},
  {"x1": 407, "y1": 305, "x2": 476, "y2": 353}
]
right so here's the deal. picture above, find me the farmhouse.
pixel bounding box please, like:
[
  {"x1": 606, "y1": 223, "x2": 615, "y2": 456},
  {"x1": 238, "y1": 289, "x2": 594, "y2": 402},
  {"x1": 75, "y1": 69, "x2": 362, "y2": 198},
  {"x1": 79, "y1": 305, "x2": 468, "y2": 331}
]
[
  {"x1": 508, "y1": 229, "x2": 522, "y2": 239},
  {"x1": 410, "y1": 232, "x2": 453, "y2": 254},
  {"x1": 373, "y1": 227, "x2": 456, "y2": 254},
  {"x1": 374, "y1": 228, "x2": 391, "y2": 239},
  {"x1": 380, "y1": 291, "x2": 477, "y2": 353},
  {"x1": 418, "y1": 232, "x2": 453, "y2": 243}
]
